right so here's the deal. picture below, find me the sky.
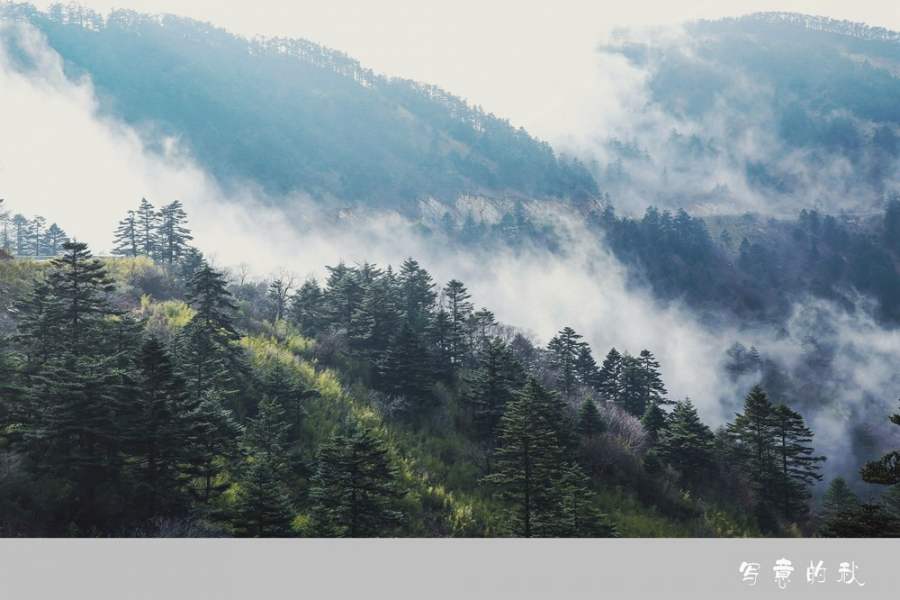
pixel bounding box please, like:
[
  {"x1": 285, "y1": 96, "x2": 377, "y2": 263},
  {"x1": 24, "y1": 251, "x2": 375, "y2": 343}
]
[{"x1": 21, "y1": 0, "x2": 900, "y2": 138}]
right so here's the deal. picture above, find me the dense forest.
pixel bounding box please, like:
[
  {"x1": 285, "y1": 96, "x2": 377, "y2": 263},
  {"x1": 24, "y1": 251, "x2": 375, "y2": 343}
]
[
  {"x1": 0, "y1": 2, "x2": 597, "y2": 209},
  {"x1": 0, "y1": 199, "x2": 898, "y2": 537},
  {"x1": 2, "y1": 6, "x2": 900, "y2": 538}
]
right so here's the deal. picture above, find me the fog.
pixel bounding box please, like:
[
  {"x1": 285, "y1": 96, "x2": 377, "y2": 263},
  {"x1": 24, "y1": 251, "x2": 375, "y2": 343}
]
[{"x1": 2, "y1": 19, "x2": 899, "y2": 492}]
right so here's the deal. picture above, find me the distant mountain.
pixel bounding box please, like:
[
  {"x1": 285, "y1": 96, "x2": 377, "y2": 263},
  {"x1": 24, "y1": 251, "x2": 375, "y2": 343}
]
[
  {"x1": 0, "y1": 2, "x2": 598, "y2": 210},
  {"x1": 594, "y1": 12, "x2": 900, "y2": 215}
]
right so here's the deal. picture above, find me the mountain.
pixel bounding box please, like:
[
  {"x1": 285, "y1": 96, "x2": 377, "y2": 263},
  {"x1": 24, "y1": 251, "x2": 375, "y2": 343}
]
[
  {"x1": 593, "y1": 12, "x2": 900, "y2": 216},
  {"x1": 0, "y1": 2, "x2": 597, "y2": 210}
]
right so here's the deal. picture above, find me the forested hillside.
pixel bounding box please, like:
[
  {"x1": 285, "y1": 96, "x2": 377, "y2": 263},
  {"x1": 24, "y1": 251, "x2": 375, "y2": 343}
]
[
  {"x1": 1, "y1": 201, "x2": 898, "y2": 537},
  {"x1": 0, "y1": 2, "x2": 597, "y2": 209}
]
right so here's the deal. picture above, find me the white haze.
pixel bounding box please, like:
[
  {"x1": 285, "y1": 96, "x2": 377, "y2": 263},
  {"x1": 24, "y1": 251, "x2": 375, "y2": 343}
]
[{"x1": 2, "y1": 21, "x2": 899, "y2": 490}]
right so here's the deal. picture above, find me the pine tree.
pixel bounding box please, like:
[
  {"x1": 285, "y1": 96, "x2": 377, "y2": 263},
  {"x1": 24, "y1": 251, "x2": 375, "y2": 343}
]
[
  {"x1": 232, "y1": 459, "x2": 296, "y2": 537},
  {"x1": 376, "y1": 322, "x2": 434, "y2": 414},
  {"x1": 13, "y1": 242, "x2": 127, "y2": 527},
  {"x1": 112, "y1": 210, "x2": 139, "y2": 257},
  {"x1": 574, "y1": 344, "x2": 601, "y2": 389},
  {"x1": 546, "y1": 327, "x2": 583, "y2": 400},
  {"x1": 397, "y1": 258, "x2": 437, "y2": 335},
  {"x1": 640, "y1": 400, "x2": 668, "y2": 442},
  {"x1": 179, "y1": 264, "x2": 242, "y2": 400},
  {"x1": 123, "y1": 336, "x2": 194, "y2": 518},
  {"x1": 321, "y1": 261, "x2": 364, "y2": 330},
  {"x1": 288, "y1": 278, "x2": 325, "y2": 336},
  {"x1": 136, "y1": 198, "x2": 159, "y2": 257},
  {"x1": 575, "y1": 397, "x2": 606, "y2": 439},
  {"x1": 817, "y1": 502, "x2": 900, "y2": 537},
  {"x1": 483, "y1": 377, "x2": 567, "y2": 537},
  {"x1": 727, "y1": 385, "x2": 779, "y2": 511},
  {"x1": 657, "y1": 399, "x2": 716, "y2": 487},
  {"x1": 463, "y1": 337, "x2": 524, "y2": 440},
  {"x1": 43, "y1": 223, "x2": 68, "y2": 256},
  {"x1": 243, "y1": 396, "x2": 291, "y2": 468},
  {"x1": 29, "y1": 216, "x2": 45, "y2": 257},
  {"x1": 597, "y1": 348, "x2": 624, "y2": 404},
  {"x1": 350, "y1": 280, "x2": 398, "y2": 359},
  {"x1": 307, "y1": 424, "x2": 404, "y2": 537},
  {"x1": 770, "y1": 402, "x2": 825, "y2": 521},
  {"x1": 157, "y1": 200, "x2": 193, "y2": 264},
  {"x1": 860, "y1": 398, "x2": 900, "y2": 486},
  {"x1": 182, "y1": 390, "x2": 243, "y2": 504},
  {"x1": 551, "y1": 462, "x2": 617, "y2": 537},
  {"x1": 818, "y1": 476, "x2": 860, "y2": 523},
  {"x1": 442, "y1": 279, "x2": 473, "y2": 368}
]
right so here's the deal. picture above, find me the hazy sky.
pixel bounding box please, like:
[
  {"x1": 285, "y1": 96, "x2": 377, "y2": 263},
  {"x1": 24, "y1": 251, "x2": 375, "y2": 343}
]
[{"x1": 23, "y1": 0, "x2": 900, "y2": 137}]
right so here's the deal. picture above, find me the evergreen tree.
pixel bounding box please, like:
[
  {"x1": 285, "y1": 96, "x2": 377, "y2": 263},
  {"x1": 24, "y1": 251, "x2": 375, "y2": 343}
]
[
  {"x1": 136, "y1": 198, "x2": 159, "y2": 257},
  {"x1": 322, "y1": 261, "x2": 364, "y2": 330},
  {"x1": 307, "y1": 424, "x2": 404, "y2": 537},
  {"x1": 657, "y1": 399, "x2": 716, "y2": 488},
  {"x1": 442, "y1": 279, "x2": 473, "y2": 368},
  {"x1": 157, "y1": 200, "x2": 193, "y2": 264},
  {"x1": 243, "y1": 395, "x2": 291, "y2": 468},
  {"x1": 112, "y1": 210, "x2": 139, "y2": 257},
  {"x1": 727, "y1": 385, "x2": 779, "y2": 511},
  {"x1": 574, "y1": 344, "x2": 601, "y2": 389},
  {"x1": 350, "y1": 280, "x2": 398, "y2": 359},
  {"x1": 11, "y1": 214, "x2": 29, "y2": 256},
  {"x1": 483, "y1": 377, "x2": 567, "y2": 537},
  {"x1": 817, "y1": 502, "x2": 900, "y2": 537},
  {"x1": 123, "y1": 336, "x2": 194, "y2": 518},
  {"x1": 463, "y1": 337, "x2": 524, "y2": 440},
  {"x1": 860, "y1": 398, "x2": 900, "y2": 486},
  {"x1": 818, "y1": 476, "x2": 860, "y2": 523},
  {"x1": 182, "y1": 390, "x2": 243, "y2": 504},
  {"x1": 288, "y1": 278, "x2": 325, "y2": 337},
  {"x1": 551, "y1": 462, "x2": 617, "y2": 537},
  {"x1": 43, "y1": 223, "x2": 68, "y2": 256},
  {"x1": 546, "y1": 327, "x2": 583, "y2": 400},
  {"x1": 376, "y1": 322, "x2": 434, "y2": 414},
  {"x1": 597, "y1": 348, "x2": 624, "y2": 404},
  {"x1": 640, "y1": 400, "x2": 668, "y2": 442},
  {"x1": 770, "y1": 402, "x2": 825, "y2": 521},
  {"x1": 29, "y1": 216, "x2": 45, "y2": 257},
  {"x1": 179, "y1": 264, "x2": 243, "y2": 400},
  {"x1": 232, "y1": 459, "x2": 296, "y2": 537},
  {"x1": 575, "y1": 397, "x2": 606, "y2": 439}
]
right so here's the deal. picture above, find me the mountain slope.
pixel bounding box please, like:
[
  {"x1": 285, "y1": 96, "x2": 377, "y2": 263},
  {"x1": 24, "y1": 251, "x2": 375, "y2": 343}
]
[{"x1": 0, "y1": 2, "x2": 597, "y2": 210}]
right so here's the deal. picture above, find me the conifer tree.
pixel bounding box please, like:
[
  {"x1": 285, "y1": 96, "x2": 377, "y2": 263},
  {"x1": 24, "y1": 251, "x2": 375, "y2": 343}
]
[
  {"x1": 657, "y1": 399, "x2": 716, "y2": 487},
  {"x1": 442, "y1": 279, "x2": 473, "y2": 368},
  {"x1": 552, "y1": 462, "x2": 617, "y2": 537},
  {"x1": 288, "y1": 278, "x2": 325, "y2": 336},
  {"x1": 179, "y1": 264, "x2": 243, "y2": 400},
  {"x1": 307, "y1": 424, "x2": 404, "y2": 537},
  {"x1": 376, "y1": 321, "x2": 434, "y2": 414},
  {"x1": 597, "y1": 348, "x2": 624, "y2": 404},
  {"x1": 136, "y1": 198, "x2": 159, "y2": 257},
  {"x1": 574, "y1": 344, "x2": 601, "y2": 389},
  {"x1": 770, "y1": 402, "x2": 825, "y2": 521},
  {"x1": 397, "y1": 258, "x2": 437, "y2": 335},
  {"x1": 157, "y1": 200, "x2": 193, "y2": 264},
  {"x1": 123, "y1": 335, "x2": 194, "y2": 517},
  {"x1": 483, "y1": 377, "x2": 567, "y2": 537},
  {"x1": 232, "y1": 459, "x2": 297, "y2": 537},
  {"x1": 817, "y1": 476, "x2": 860, "y2": 523},
  {"x1": 43, "y1": 223, "x2": 68, "y2": 256},
  {"x1": 112, "y1": 210, "x2": 139, "y2": 257},
  {"x1": 640, "y1": 400, "x2": 668, "y2": 442},
  {"x1": 463, "y1": 337, "x2": 524, "y2": 439},
  {"x1": 546, "y1": 327, "x2": 583, "y2": 400},
  {"x1": 860, "y1": 398, "x2": 900, "y2": 486},
  {"x1": 575, "y1": 397, "x2": 606, "y2": 439},
  {"x1": 243, "y1": 396, "x2": 291, "y2": 468}
]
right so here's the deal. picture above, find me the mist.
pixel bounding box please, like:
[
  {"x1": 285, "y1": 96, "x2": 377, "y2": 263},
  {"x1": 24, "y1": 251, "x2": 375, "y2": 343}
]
[{"x1": 2, "y1": 20, "x2": 899, "y2": 494}]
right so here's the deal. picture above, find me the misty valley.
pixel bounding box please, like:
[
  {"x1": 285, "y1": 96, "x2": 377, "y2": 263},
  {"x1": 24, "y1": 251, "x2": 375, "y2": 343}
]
[{"x1": 0, "y1": 4, "x2": 899, "y2": 538}]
